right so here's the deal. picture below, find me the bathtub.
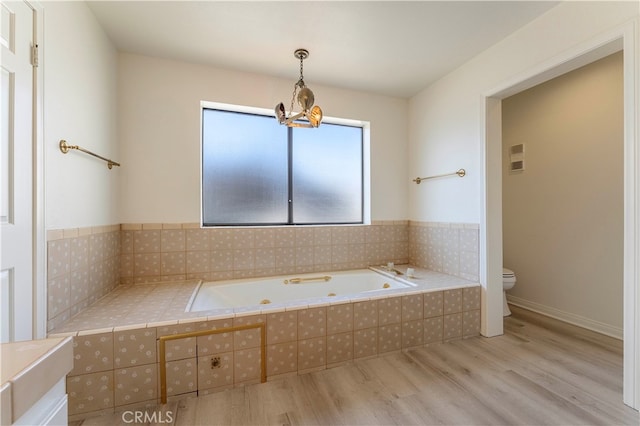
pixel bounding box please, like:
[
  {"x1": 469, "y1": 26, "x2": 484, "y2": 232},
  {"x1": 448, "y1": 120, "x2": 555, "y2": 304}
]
[{"x1": 187, "y1": 268, "x2": 411, "y2": 312}]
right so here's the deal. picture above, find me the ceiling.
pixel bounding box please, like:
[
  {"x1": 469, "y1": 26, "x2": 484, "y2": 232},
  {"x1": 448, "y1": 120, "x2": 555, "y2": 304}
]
[{"x1": 86, "y1": 1, "x2": 559, "y2": 98}]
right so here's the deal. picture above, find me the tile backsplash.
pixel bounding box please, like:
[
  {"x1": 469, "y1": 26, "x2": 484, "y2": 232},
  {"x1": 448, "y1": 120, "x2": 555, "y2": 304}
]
[
  {"x1": 408, "y1": 222, "x2": 479, "y2": 282},
  {"x1": 47, "y1": 226, "x2": 121, "y2": 333},
  {"x1": 46, "y1": 221, "x2": 479, "y2": 332},
  {"x1": 120, "y1": 222, "x2": 409, "y2": 284}
]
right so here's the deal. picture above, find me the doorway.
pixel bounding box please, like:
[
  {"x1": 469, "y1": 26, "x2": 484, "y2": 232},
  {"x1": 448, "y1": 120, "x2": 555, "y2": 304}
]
[{"x1": 482, "y1": 29, "x2": 639, "y2": 409}]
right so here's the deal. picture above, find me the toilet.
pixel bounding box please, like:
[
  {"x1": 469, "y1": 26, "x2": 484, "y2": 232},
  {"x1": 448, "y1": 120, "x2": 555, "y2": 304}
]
[{"x1": 502, "y1": 268, "x2": 516, "y2": 316}]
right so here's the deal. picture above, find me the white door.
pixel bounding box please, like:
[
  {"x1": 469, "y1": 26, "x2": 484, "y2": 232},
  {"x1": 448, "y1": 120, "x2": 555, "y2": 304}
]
[{"x1": 1, "y1": 0, "x2": 35, "y2": 342}]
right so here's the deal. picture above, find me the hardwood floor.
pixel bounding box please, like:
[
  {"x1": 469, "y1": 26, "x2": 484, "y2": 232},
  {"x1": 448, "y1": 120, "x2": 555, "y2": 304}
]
[{"x1": 77, "y1": 306, "x2": 638, "y2": 425}]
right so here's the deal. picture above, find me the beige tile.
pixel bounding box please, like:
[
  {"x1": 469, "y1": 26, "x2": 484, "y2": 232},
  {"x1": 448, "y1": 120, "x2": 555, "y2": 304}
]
[
  {"x1": 378, "y1": 324, "x2": 401, "y2": 354},
  {"x1": 327, "y1": 304, "x2": 353, "y2": 335},
  {"x1": 255, "y1": 248, "x2": 276, "y2": 269},
  {"x1": 402, "y1": 320, "x2": 424, "y2": 348},
  {"x1": 330, "y1": 244, "x2": 349, "y2": 264},
  {"x1": 114, "y1": 365, "x2": 157, "y2": 406},
  {"x1": 69, "y1": 235, "x2": 90, "y2": 272},
  {"x1": 197, "y1": 327, "x2": 234, "y2": 356},
  {"x1": 67, "y1": 371, "x2": 114, "y2": 415},
  {"x1": 348, "y1": 227, "x2": 366, "y2": 244},
  {"x1": 198, "y1": 352, "x2": 233, "y2": 391},
  {"x1": 275, "y1": 247, "x2": 296, "y2": 268},
  {"x1": 114, "y1": 328, "x2": 157, "y2": 368},
  {"x1": 157, "y1": 324, "x2": 197, "y2": 362},
  {"x1": 298, "y1": 336, "x2": 326, "y2": 371},
  {"x1": 47, "y1": 239, "x2": 69, "y2": 279},
  {"x1": 295, "y1": 228, "x2": 315, "y2": 246},
  {"x1": 267, "y1": 311, "x2": 297, "y2": 344},
  {"x1": 378, "y1": 297, "x2": 401, "y2": 326},
  {"x1": 47, "y1": 274, "x2": 70, "y2": 321},
  {"x1": 234, "y1": 347, "x2": 262, "y2": 385},
  {"x1": 254, "y1": 228, "x2": 275, "y2": 248},
  {"x1": 459, "y1": 251, "x2": 479, "y2": 281},
  {"x1": 353, "y1": 300, "x2": 378, "y2": 330},
  {"x1": 463, "y1": 310, "x2": 481, "y2": 338},
  {"x1": 232, "y1": 229, "x2": 255, "y2": 249},
  {"x1": 326, "y1": 332, "x2": 353, "y2": 365},
  {"x1": 121, "y1": 230, "x2": 134, "y2": 254},
  {"x1": 133, "y1": 230, "x2": 161, "y2": 253},
  {"x1": 401, "y1": 294, "x2": 423, "y2": 322},
  {"x1": 210, "y1": 228, "x2": 234, "y2": 250},
  {"x1": 314, "y1": 245, "x2": 332, "y2": 265},
  {"x1": 120, "y1": 254, "x2": 134, "y2": 278},
  {"x1": 273, "y1": 228, "x2": 295, "y2": 248},
  {"x1": 186, "y1": 228, "x2": 210, "y2": 251},
  {"x1": 295, "y1": 246, "x2": 314, "y2": 266},
  {"x1": 331, "y1": 227, "x2": 350, "y2": 245},
  {"x1": 443, "y1": 313, "x2": 463, "y2": 341},
  {"x1": 348, "y1": 244, "x2": 367, "y2": 263},
  {"x1": 424, "y1": 316, "x2": 444, "y2": 345},
  {"x1": 210, "y1": 249, "x2": 234, "y2": 272},
  {"x1": 161, "y1": 251, "x2": 186, "y2": 275},
  {"x1": 463, "y1": 286, "x2": 481, "y2": 311},
  {"x1": 70, "y1": 332, "x2": 114, "y2": 376},
  {"x1": 298, "y1": 307, "x2": 326, "y2": 339},
  {"x1": 354, "y1": 327, "x2": 378, "y2": 359},
  {"x1": 314, "y1": 227, "x2": 332, "y2": 245},
  {"x1": 266, "y1": 341, "x2": 297, "y2": 376},
  {"x1": 424, "y1": 291, "x2": 444, "y2": 318},
  {"x1": 233, "y1": 314, "x2": 266, "y2": 350},
  {"x1": 134, "y1": 253, "x2": 161, "y2": 277},
  {"x1": 161, "y1": 229, "x2": 185, "y2": 252},
  {"x1": 459, "y1": 228, "x2": 479, "y2": 252},
  {"x1": 443, "y1": 289, "x2": 463, "y2": 314},
  {"x1": 165, "y1": 358, "x2": 197, "y2": 397}
]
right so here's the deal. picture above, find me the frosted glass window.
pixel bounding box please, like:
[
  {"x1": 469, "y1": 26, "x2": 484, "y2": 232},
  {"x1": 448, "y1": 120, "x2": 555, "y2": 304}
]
[
  {"x1": 202, "y1": 109, "x2": 289, "y2": 225},
  {"x1": 292, "y1": 124, "x2": 362, "y2": 224},
  {"x1": 202, "y1": 107, "x2": 364, "y2": 226}
]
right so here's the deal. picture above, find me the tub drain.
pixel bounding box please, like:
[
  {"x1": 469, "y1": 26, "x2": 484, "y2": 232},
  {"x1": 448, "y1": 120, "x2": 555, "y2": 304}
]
[
  {"x1": 383, "y1": 283, "x2": 390, "y2": 288},
  {"x1": 260, "y1": 299, "x2": 271, "y2": 304},
  {"x1": 328, "y1": 293, "x2": 336, "y2": 297}
]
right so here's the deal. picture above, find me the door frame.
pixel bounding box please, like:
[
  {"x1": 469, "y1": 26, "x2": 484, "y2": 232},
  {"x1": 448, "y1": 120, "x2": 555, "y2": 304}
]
[
  {"x1": 480, "y1": 20, "x2": 639, "y2": 409},
  {"x1": 28, "y1": 0, "x2": 45, "y2": 339}
]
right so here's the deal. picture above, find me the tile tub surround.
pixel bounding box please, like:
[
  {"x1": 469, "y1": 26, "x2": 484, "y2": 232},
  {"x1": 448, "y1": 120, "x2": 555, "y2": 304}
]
[
  {"x1": 48, "y1": 267, "x2": 480, "y2": 421},
  {"x1": 120, "y1": 222, "x2": 410, "y2": 285},
  {"x1": 46, "y1": 221, "x2": 481, "y2": 336},
  {"x1": 409, "y1": 222, "x2": 479, "y2": 282},
  {"x1": 47, "y1": 226, "x2": 121, "y2": 333}
]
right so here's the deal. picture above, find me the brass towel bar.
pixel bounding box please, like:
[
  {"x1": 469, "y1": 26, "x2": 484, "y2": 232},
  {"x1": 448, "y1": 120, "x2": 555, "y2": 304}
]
[
  {"x1": 284, "y1": 275, "x2": 332, "y2": 284},
  {"x1": 413, "y1": 168, "x2": 465, "y2": 184},
  {"x1": 59, "y1": 139, "x2": 120, "y2": 169}
]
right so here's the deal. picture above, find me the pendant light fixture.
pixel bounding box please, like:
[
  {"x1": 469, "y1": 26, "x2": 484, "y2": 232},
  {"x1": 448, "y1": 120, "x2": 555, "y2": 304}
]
[{"x1": 274, "y1": 49, "x2": 323, "y2": 128}]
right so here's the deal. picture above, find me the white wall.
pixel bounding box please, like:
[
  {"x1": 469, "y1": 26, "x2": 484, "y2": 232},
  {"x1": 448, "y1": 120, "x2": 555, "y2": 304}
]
[
  {"x1": 408, "y1": 1, "x2": 638, "y2": 224},
  {"x1": 502, "y1": 52, "x2": 624, "y2": 336},
  {"x1": 44, "y1": 1, "x2": 119, "y2": 230},
  {"x1": 117, "y1": 53, "x2": 409, "y2": 224}
]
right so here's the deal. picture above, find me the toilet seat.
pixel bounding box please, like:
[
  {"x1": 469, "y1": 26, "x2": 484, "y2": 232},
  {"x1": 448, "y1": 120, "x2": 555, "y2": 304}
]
[{"x1": 503, "y1": 268, "x2": 515, "y2": 278}]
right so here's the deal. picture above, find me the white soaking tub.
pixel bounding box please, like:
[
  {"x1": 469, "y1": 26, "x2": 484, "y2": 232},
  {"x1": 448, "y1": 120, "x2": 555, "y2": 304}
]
[{"x1": 187, "y1": 268, "x2": 410, "y2": 312}]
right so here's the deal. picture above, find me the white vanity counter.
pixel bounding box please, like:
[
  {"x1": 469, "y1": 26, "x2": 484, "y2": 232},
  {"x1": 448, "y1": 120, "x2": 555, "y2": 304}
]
[{"x1": 1, "y1": 337, "x2": 73, "y2": 425}]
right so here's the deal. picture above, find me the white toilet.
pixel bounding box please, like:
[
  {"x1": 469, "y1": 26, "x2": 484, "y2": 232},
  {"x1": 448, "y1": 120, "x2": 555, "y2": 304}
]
[{"x1": 502, "y1": 268, "x2": 516, "y2": 316}]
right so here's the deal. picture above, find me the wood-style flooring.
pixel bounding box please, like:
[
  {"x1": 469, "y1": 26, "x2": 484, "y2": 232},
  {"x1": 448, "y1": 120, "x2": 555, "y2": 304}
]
[{"x1": 76, "y1": 306, "x2": 639, "y2": 425}]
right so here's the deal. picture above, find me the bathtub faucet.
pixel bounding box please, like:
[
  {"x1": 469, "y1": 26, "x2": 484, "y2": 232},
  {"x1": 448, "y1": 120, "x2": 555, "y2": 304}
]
[
  {"x1": 383, "y1": 262, "x2": 404, "y2": 275},
  {"x1": 284, "y1": 275, "x2": 332, "y2": 284}
]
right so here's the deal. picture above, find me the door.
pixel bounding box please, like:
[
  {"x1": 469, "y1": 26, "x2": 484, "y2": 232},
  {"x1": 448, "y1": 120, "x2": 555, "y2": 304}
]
[{"x1": 1, "y1": 0, "x2": 35, "y2": 342}]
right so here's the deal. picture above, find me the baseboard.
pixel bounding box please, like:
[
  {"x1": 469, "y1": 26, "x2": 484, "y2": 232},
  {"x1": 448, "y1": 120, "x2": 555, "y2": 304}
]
[{"x1": 507, "y1": 295, "x2": 623, "y2": 340}]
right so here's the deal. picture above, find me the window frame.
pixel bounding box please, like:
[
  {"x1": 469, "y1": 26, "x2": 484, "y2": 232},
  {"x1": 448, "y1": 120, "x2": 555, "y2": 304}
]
[{"x1": 200, "y1": 101, "x2": 371, "y2": 227}]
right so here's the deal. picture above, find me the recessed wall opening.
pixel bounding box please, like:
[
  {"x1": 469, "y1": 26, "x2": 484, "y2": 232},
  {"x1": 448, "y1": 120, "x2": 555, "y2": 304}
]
[{"x1": 483, "y1": 32, "x2": 638, "y2": 409}]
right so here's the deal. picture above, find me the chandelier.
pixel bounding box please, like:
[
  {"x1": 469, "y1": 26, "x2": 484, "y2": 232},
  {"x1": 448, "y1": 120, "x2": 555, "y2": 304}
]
[{"x1": 274, "y1": 49, "x2": 323, "y2": 128}]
